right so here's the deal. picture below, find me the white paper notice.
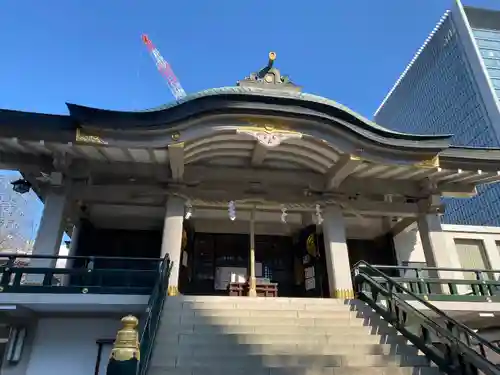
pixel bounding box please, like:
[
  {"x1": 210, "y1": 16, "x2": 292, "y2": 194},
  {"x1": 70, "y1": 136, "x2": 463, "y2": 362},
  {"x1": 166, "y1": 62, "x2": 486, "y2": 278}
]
[
  {"x1": 304, "y1": 266, "x2": 315, "y2": 279},
  {"x1": 215, "y1": 267, "x2": 247, "y2": 290},
  {"x1": 255, "y1": 262, "x2": 263, "y2": 277},
  {"x1": 230, "y1": 272, "x2": 247, "y2": 283},
  {"x1": 305, "y1": 277, "x2": 315, "y2": 291}
]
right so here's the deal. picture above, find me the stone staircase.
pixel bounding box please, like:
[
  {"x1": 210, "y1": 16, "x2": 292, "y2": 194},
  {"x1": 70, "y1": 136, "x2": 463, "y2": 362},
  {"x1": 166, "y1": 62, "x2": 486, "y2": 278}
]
[{"x1": 149, "y1": 296, "x2": 441, "y2": 375}]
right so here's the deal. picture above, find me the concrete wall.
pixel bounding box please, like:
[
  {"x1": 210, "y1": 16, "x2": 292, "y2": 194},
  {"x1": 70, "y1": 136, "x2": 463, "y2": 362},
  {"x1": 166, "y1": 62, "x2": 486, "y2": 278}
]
[
  {"x1": 394, "y1": 223, "x2": 500, "y2": 270},
  {"x1": 24, "y1": 318, "x2": 120, "y2": 375}
]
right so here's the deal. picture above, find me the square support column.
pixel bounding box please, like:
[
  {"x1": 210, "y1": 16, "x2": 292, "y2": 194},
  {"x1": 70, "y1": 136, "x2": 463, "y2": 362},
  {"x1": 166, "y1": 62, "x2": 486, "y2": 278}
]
[
  {"x1": 160, "y1": 196, "x2": 185, "y2": 296},
  {"x1": 27, "y1": 189, "x2": 69, "y2": 284},
  {"x1": 417, "y1": 213, "x2": 465, "y2": 292},
  {"x1": 62, "y1": 219, "x2": 81, "y2": 286},
  {"x1": 322, "y1": 205, "x2": 353, "y2": 299}
]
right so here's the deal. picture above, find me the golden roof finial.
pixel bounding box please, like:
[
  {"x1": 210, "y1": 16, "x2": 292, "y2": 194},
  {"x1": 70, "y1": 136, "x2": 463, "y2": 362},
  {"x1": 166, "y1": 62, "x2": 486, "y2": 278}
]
[
  {"x1": 237, "y1": 50, "x2": 301, "y2": 91},
  {"x1": 110, "y1": 315, "x2": 140, "y2": 361}
]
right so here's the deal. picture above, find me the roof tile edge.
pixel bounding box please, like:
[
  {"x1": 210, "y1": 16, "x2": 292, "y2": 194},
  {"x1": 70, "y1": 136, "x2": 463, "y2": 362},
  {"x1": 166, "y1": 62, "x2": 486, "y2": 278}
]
[{"x1": 373, "y1": 10, "x2": 451, "y2": 117}]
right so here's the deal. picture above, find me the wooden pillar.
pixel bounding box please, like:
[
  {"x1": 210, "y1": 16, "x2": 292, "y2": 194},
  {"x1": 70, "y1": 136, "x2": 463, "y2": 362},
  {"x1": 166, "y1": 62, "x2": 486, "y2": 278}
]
[
  {"x1": 160, "y1": 196, "x2": 184, "y2": 296},
  {"x1": 248, "y1": 207, "x2": 257, "y2": 297},
  {"x1": 322, "y1": 205, "x2": 354, "y2": 299},
  {"x1": 417, "y1": 212, "x2": 466, "y2": 293},
  {"x1": 26, "y1": 188, "x2": 70, "y2": 284}
]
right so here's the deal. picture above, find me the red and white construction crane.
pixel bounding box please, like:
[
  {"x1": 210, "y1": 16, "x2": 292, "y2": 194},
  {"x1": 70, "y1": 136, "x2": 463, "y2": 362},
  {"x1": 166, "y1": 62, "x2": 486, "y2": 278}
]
[{"x1": 141, "y1": 34, "x2": 187, "y2": 101}]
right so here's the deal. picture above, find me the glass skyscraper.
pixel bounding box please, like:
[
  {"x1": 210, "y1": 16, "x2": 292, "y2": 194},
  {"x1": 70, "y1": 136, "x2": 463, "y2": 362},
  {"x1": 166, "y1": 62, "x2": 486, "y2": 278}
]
[{"x1": 374, "y1": 0, "x2": 500, "y2": 226}]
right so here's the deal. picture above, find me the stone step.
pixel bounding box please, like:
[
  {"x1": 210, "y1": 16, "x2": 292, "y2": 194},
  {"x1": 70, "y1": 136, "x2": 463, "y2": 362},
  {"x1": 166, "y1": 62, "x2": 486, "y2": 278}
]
[
  {"x1": 151, "y1": 298, "x2": 439, "y2": 375},
  {"x1": 157, "y1": 324, "x2": 398, "y2": 335},
  {"x1": 164, "y1": 302, "x2": 353, "y2": 312},
  {"x1": 151, "y1": 353, "x2": 429, "y2": 368},
  {"x1": 162, "y1": 315, "x2": 365, "y2": 327},
  {"x1": 170, "y1": 296, "x2": 353, "y2": 305},
  {"x1": 149, "y1": 366, "x2": 441, "y2": 375},
  {"x1": 151, "y1": 355, "x2": 429, "y2": 368},
  {"x1": 162, "y1": 309, "x2": 358, "y2": 318},
  {"x1": 156, "y1": 332, "x2": 409, "y2": 346},
  {"x1": 153, "y1": 343, "x2": 422, "y2": 357}
]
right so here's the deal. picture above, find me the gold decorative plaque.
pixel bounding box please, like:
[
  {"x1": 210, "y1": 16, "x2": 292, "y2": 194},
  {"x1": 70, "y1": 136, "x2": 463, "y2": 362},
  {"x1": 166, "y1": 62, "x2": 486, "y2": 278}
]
[
  {"x1": 414, "y1": 155, "x2": 440, "y2": 169},
  {"x1": 76, "y1": 128, "x2": 108, "y2": 145},
  {"x1": 240, "y1": 117, "x2": 291, "y2": 132},
  {"x1": 306, "y1": 233, "x2": 317, "y2": 257}
]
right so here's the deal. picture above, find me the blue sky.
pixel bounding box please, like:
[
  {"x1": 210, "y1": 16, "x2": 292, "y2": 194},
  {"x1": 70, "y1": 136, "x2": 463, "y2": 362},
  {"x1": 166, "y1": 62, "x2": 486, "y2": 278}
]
[
  {"x1": 0, "y1": 0, "x2": 500, "y2": 241},
  {"x1": 0, "y1": 0, "x2": 499, "y2": 117}
]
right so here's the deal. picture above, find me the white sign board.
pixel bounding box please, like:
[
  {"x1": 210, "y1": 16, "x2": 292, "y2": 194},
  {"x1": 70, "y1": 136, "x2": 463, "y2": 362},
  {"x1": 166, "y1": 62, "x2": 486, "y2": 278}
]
[{"x1": 215, "y1": 267, "x2": 247, "y2": 291}]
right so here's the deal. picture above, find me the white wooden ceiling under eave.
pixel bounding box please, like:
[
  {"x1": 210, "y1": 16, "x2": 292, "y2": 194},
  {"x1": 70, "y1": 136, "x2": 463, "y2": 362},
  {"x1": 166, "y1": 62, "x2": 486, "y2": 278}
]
[
  {"x1": 0, "y1": 137, "x2": 168, "y2": 166},
  {"x1": 87, "y1": 201, "x2": 386, "y2": 239},
  {"x1": 0, "y1": 134, "x2": 499, "y2": 195}
]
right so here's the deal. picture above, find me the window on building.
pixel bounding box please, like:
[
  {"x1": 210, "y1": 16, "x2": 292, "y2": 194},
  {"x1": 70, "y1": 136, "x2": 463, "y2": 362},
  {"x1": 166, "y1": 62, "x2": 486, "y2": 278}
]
[
  {"x1": 493, "y1": 241, "x2": 500, "y2": 269},
  {"x1": 454, "y1": 239, "x2": 491, "y2": 280},
  {"x1": 95, "y1": 339, "x2": 114, "y2": 375},
  {"x1": 0, "y1": 340, "x2": 6, "y2": 367}
]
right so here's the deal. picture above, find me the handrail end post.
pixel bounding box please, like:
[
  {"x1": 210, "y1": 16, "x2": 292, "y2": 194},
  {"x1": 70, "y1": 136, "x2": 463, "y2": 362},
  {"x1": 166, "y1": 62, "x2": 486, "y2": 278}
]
[{"x1": 106, "y1": 315, "x2": 140, "y2": 375}]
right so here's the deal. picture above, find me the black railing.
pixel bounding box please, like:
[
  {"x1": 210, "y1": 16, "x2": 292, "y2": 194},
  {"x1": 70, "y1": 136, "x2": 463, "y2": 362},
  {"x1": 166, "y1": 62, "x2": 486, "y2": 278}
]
[
  {"x1": 364, "y1": 264, "x2": 500, "y2": 302},
  {"x1": 0, "y1": 253, "x2": 163, "y2": 294},
  {"x1": 137, "y1": 254, "x2": 172, "y2": 375},
  {"x1": 353, "y1": 261, "x2": 500, "y2": 375}
]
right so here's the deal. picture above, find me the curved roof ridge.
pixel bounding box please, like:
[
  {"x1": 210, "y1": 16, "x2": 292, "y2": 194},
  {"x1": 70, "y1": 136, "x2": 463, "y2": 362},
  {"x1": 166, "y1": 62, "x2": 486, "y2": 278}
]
[
  {"x1": 133, "y1": 86, "x2": 448, "y2": 139},
  {"x1": 373, "y1": 9, "x2": 451, "y2": 117}
]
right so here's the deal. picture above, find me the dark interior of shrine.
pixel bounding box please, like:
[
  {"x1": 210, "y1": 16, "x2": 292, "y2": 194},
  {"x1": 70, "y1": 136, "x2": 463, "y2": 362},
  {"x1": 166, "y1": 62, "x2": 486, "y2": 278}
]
[
  {"x1": 72, "y1": 220, "x2": 398, "y2": 295},
  {"x1": 182, "y1": 226, "x2": 398, "y2": 297}
]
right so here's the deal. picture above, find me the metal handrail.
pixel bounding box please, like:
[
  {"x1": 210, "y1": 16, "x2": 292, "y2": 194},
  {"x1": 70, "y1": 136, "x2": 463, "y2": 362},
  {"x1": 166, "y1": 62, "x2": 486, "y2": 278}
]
[
  {"x1": 0, "y1": 253, "x2": 161, "y2": 262},
  {"x1": 353, "y1": 260, "x2": 500, "y2": 374},
  {"x1": 355, "y1": 261, "x2": 500, "y2": 354},
  {"x1": 364, "y1": 264, "x2": 500, "y2": 274},
  {"x1": 0, "y1": 254, "x2": 163, "y2": 294},
  {"x1": 137, "y1": 254, "x2": 172, "y2": 375}
]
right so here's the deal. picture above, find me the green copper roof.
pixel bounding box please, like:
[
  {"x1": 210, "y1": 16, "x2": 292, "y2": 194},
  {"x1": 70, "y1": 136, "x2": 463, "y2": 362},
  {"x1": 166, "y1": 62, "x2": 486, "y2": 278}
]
[{"x1": 139, "y1": 86, "x2": 449, "y2": 139}]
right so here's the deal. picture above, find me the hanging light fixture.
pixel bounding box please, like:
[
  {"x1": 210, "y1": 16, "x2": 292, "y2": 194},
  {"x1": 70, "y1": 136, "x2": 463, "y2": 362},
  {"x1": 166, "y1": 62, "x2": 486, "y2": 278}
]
[
  {"x1": 184, "y1": 201, "x2": 193, "y2": 220},
  {"x1": 228, "y1": 201, "x2": 236, "y2": 221},
  {"x1": 315, "y1": 204, "x2": 323, "y2": 225},
  {"x1": 280, "y1": 205, "x2": 288, "y2": 223}
]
